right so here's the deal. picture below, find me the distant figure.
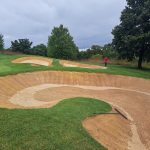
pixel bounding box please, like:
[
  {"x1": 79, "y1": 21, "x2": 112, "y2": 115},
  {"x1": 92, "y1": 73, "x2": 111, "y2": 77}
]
[{"x1": 103, "y1": 57, "x2": 109, "y2": 67}]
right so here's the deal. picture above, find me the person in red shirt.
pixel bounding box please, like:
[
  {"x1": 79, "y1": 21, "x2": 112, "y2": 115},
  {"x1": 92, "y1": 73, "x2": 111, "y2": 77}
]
[{"x1": 103, "y1": 57, "x2": 109, "y2": 67}]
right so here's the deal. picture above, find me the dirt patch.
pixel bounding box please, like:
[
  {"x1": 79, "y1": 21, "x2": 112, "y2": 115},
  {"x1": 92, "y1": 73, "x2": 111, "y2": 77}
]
[
  {"x1": 60, "y1": 60, "x2": 107, "y2": 69},
  {"x1": 12, "y1": 56, "x2": 53, "y2": 66}
]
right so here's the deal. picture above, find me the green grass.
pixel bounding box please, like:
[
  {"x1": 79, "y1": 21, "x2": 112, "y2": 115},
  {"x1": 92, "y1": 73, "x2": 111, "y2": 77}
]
[
  {"x1": 0, "y1": 53, "x2": 150, "y2": 79},
  {"x1": 78, "y1": 61, "x2": 150, "y2": 79},
  {"x1": 0, "y1": 54, "x2": 52, "y2": 76},
  {"x1": 0, "y1": 97, "x2": 111, "y2": 150}
]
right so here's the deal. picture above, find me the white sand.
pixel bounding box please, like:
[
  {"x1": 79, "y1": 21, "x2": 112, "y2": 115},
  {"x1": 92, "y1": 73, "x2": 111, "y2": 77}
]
[
  {"x1": 63, "y1": 64, "x2": 78, "y2": 67},
  {"x1": 20, "y1": 60, "x2": 50, "y2": 66}
]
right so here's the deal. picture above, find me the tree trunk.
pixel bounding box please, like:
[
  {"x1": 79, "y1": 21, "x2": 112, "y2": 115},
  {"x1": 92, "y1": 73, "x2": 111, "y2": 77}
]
[{"x1": 138, "y1": 49, "x2": 144, "y2": 69}]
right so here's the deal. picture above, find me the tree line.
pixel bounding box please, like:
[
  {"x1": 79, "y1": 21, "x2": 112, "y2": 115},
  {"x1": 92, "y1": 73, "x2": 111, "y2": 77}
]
[
  {"x1": 0, "y1": 25, "x2": 115, "y2": 59},
  {"x1": 0, "y1": 25, "x2": 79, "y2": 59},
  {"x1": 0, "y1": 0, "x2": 149, "y2": 69}
]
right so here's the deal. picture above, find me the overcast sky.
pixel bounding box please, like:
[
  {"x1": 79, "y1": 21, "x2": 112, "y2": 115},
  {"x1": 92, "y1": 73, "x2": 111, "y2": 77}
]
[{"x1": 0, "y1": 0, "x2": 126, "y2": 49}]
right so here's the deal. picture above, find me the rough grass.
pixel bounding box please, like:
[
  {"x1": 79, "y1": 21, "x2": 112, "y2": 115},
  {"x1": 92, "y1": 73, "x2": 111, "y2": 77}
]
[
  {"x1": 0, "y1": 97, "x2": 111, "y2": 150},
  {"x1": 0, "y1": 54, "x2": 150, "y2": 79}
]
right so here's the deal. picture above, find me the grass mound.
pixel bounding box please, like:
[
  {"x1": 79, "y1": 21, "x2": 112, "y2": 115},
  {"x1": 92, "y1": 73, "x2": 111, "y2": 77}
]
[{"x1": 0, "y1": 97, "x2": 111, "y2": 150}]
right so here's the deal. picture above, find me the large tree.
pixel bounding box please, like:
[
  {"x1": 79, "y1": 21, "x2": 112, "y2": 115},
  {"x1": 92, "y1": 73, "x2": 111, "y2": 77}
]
[
  {"x1": 102, "y1": 44, "x2": 118, "y2": 59},
  {"x1": 112, "y1": 0, "x2": 150, "y2": 69},
  {"x1": 48, "y1": 25, "x2": 79, "y2": 60},
  {"x1": 11, "y1": 39, "x2": 32, "y2": 54},
  {"x1": 0, "y1": 34, "x2": 4, "y2": 50}
]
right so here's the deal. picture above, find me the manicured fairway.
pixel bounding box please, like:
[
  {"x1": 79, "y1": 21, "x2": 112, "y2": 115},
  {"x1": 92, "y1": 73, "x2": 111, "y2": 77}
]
[
  {"x1": 0, "y1": 98, "x2": 111, "y2": 150},
  {"x1": 0, "y1": 54, "x2": 150, "y2": 149}
]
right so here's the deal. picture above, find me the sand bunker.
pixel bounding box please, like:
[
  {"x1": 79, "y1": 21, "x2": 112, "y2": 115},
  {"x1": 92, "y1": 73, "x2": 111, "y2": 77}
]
[
  {"x1": 0, "y1": 71, "x2": 150, "y2": 149},
  {"x1": 83, "y1": 113, "x2": 147, "y2": 150},
  {"x1": 60, "y1": 60, "x2": 107, "y2": 69},
  {"x1": 12, "y1": 56, "x2": 53, "y2": 66},
  {"x1": 83, "y1": 114, "x2": 132, "y2": 150}
]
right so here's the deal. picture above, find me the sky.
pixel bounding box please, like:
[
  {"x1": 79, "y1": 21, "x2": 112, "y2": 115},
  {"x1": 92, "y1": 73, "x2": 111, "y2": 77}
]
[{"x1": 0, "y1": 0, "x2": 126, "y2": 49}]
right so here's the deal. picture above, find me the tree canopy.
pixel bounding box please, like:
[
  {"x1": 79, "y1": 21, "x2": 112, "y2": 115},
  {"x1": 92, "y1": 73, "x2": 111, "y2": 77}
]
[
  {"x1": 102, "y1": 44, "x2": 118, "y2": 58},
  {"x1": 47, "y1": 25, "x2": 79, "y2": 60},
  {"x1": 11, "y1": 39, "x2": 33, "y2": 54},
  {"x1": 32, "y1": 44, "x2": 47, "y2": 56},
  {"x1": 112, "y1": 0, "x2": 150, "y2": 69},
  {"x1": 0, "y1": 34, "x2": 4, "y2": 50},
  {"x1": 78, "y1": 45, "x2": 103, "y2": 60}
]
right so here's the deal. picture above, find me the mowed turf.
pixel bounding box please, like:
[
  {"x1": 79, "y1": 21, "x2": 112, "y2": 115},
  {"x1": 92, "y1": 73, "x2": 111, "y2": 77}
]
[
  {"x1": 0, "y1": 98, "x2": 111, "y2": 150},
  {"x1": 0, "y1": 53, "x2": 150, "y2": 79}
]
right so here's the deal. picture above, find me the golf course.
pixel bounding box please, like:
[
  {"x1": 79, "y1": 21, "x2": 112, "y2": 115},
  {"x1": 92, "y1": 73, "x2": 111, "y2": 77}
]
[
  {"x1": 0, "y1": 0, "x2": 150, "y2": 149},
  {"x1": 0, "y1": 54, "x2": 150, "y2": 150}
]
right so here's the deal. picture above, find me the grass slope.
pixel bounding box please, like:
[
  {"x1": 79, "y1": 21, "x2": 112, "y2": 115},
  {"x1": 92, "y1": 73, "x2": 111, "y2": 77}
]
[
  {"x1": 0, "y1": 98, "x2": 111, "y2": 150},
  {"x1": 0, "y1": 54, "x2": 150, "y2": 79},
  {"x1": 0, "y1": 54, "x2": 50, "y2": 76}
]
